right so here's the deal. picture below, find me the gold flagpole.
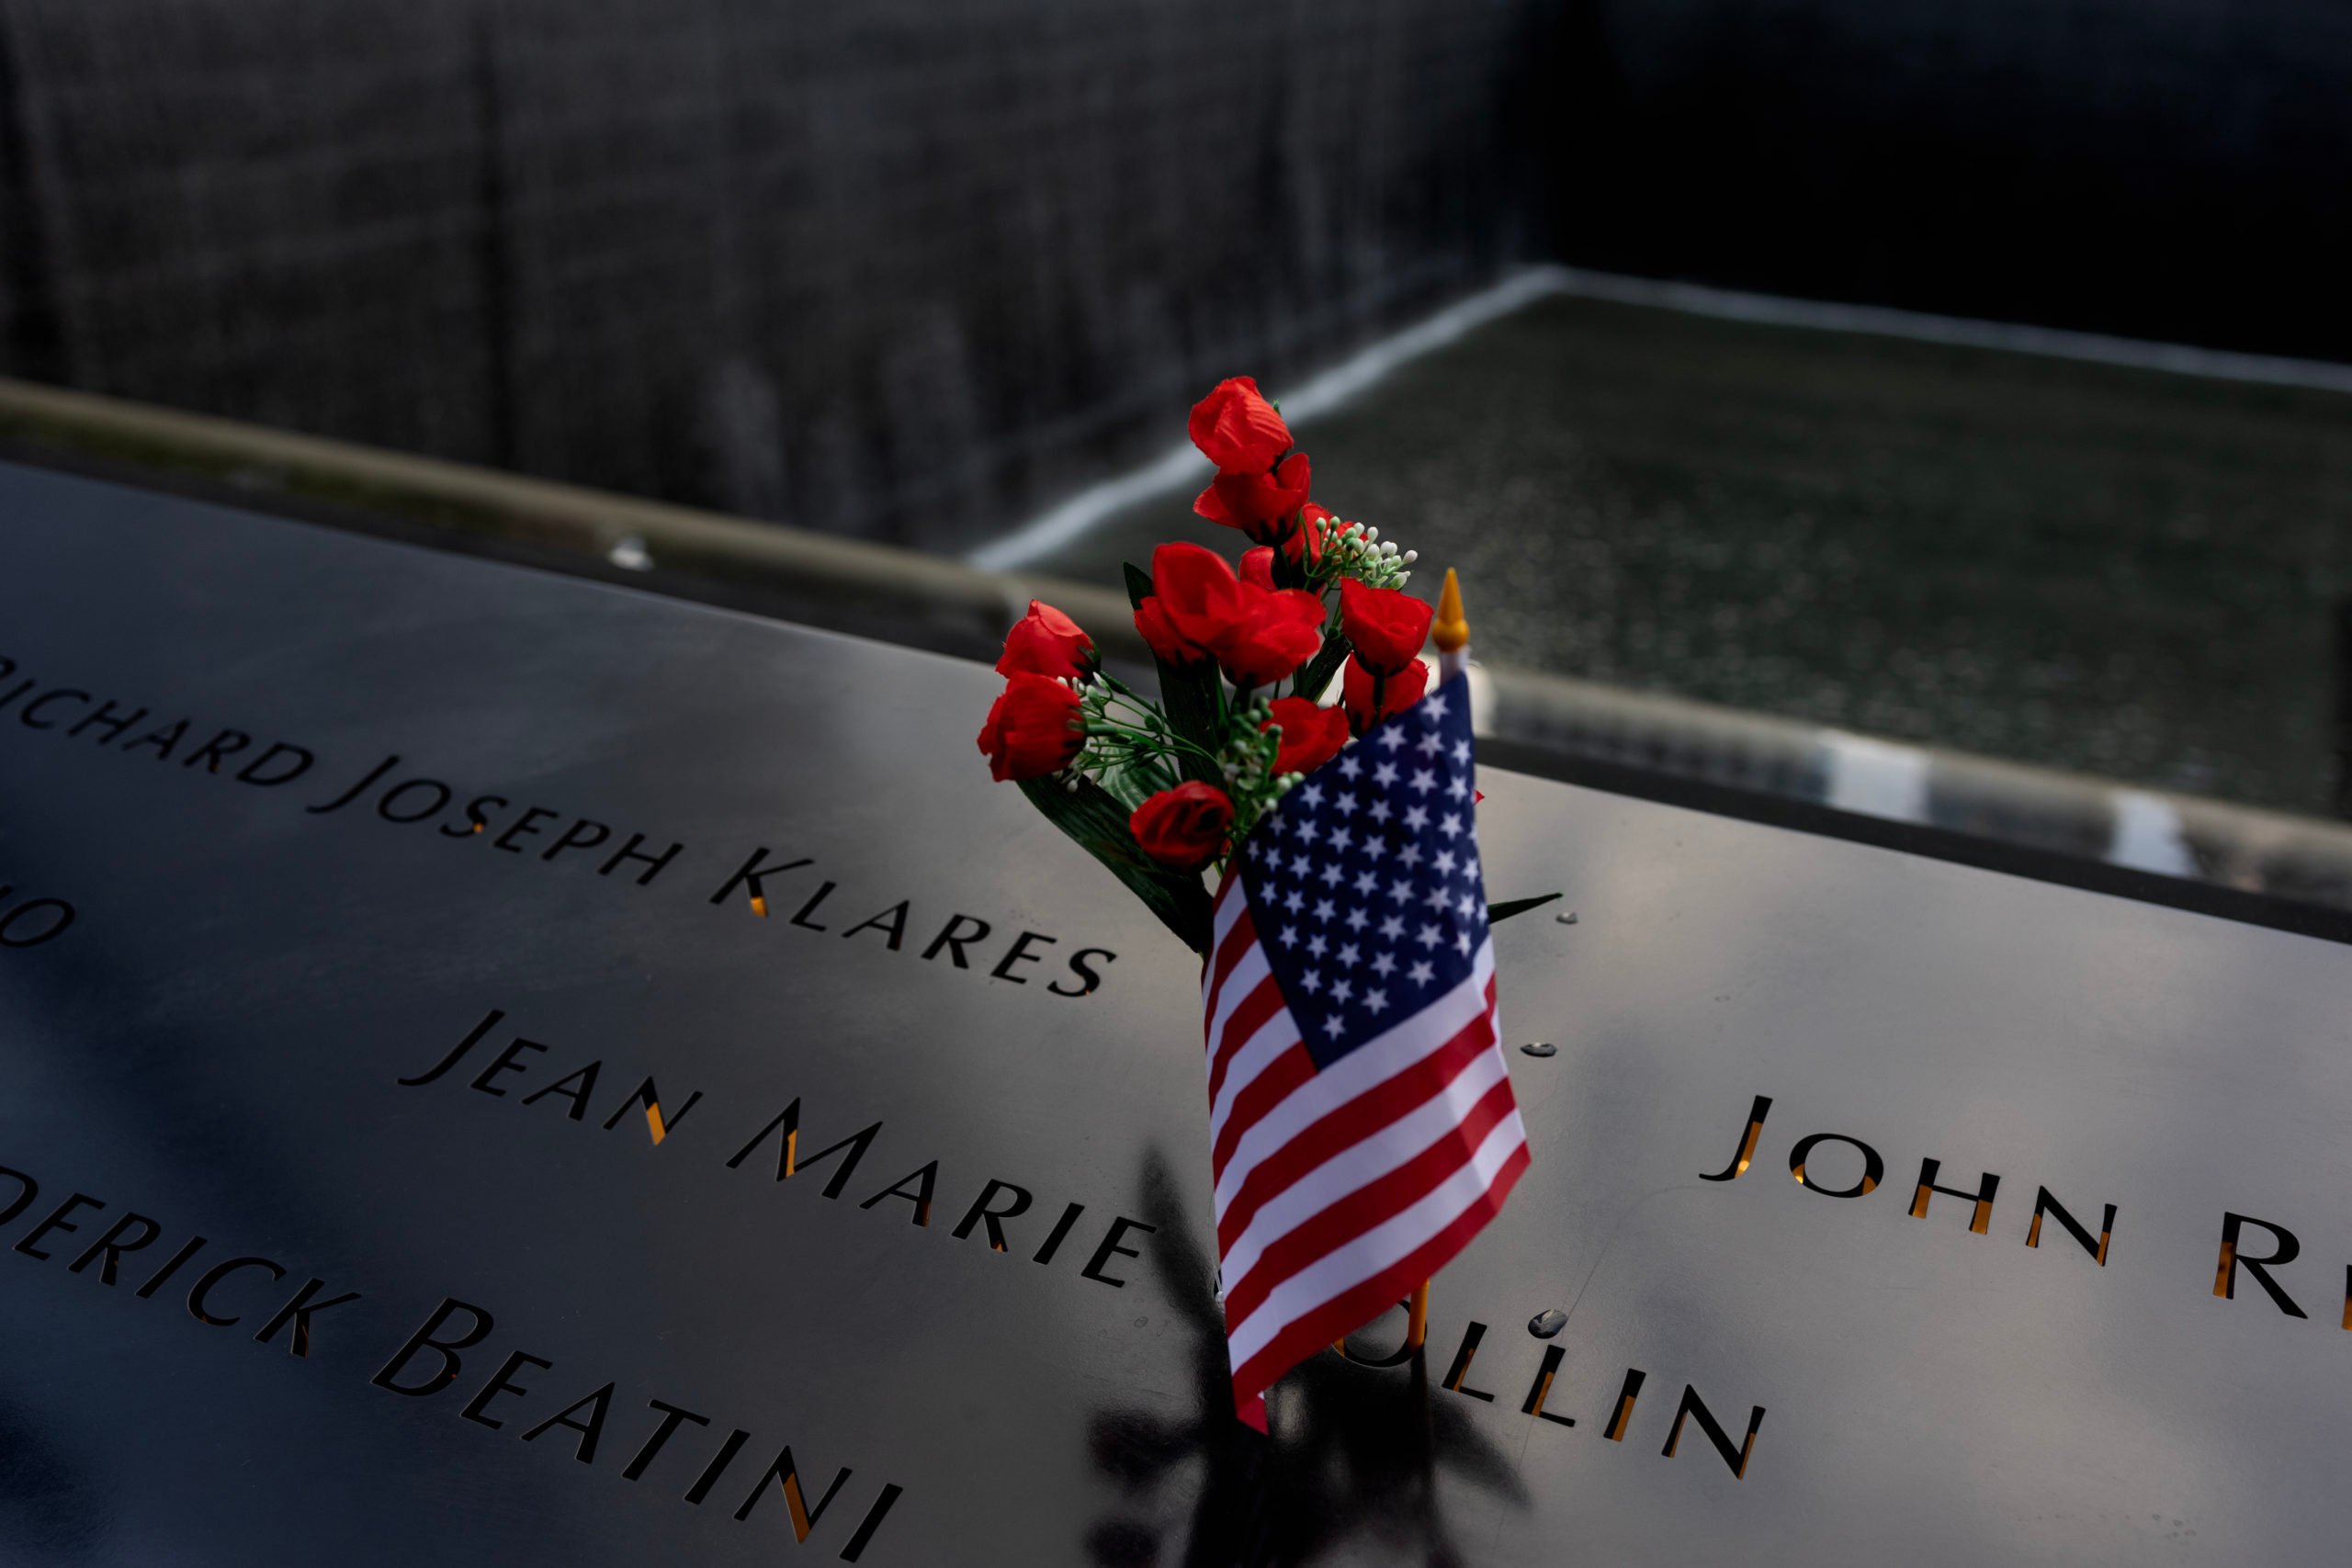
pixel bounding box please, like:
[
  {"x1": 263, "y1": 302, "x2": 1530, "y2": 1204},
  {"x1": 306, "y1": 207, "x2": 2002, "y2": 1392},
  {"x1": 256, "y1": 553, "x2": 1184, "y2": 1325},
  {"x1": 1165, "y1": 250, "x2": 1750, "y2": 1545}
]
[
  {"x1": 1414, "y1": 569, "x2": 1471, "y2": 1353},
  {"x1": 1434, "y1": 568, "x2": 1469, "y2": 683}
]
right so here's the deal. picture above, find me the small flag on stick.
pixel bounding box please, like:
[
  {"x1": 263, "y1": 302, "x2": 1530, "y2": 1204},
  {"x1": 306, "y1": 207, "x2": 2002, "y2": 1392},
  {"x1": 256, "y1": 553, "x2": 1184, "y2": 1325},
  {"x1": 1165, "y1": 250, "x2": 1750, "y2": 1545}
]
[{"x1": 1202, "y1": 570, "x2": 1525, "y2": 1429}]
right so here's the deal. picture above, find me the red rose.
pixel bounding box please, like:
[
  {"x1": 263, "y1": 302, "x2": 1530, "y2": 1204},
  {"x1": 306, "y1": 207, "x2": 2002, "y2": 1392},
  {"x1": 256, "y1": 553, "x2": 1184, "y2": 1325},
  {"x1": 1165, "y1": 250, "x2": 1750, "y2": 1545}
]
[
  {"x1": 995, "y1": 599, "x2": 1093, "y2": 680},
  {"x1": 1132, "y1": 541, "x2": 1243, "y2": 665},
  {"x1": 1134, "y1": 542, "x2": 1327, "y2": 687},
  {"x1": 1341, "y1": 654, "x2": 1428, "y2": 733},
  {"x1": 1215, "y1": 587, "x2": 1325, "y2": 690},
  {"x1": 1261, "y1": 695, "x2": 1349, "y2": 776},
  {"x1": 1130, "y1": 781, "x2": 1233, "y2": 872},
  {"x1": 1195, "y1": 452, "x2": 1311, "y2": 535},
  {"x1": 1339, "y1": 579, "x2": 1432, "y2": 675},
  {"x1": 1133, "y1": 597, "x2": 1193, "y2": 666},
  {"x1": 1267, "y1": 502, "x2": 1328, "y2": 569},
  {"x1": 976, "y1": 672, "x2": 1084, "y2": 782},
  {"x1": 1187, "y1": 377, "x2": 1293, "y2": 473},
  {"x1": 1238, "y1": 547, "x2": 1276, "y2": 590}
]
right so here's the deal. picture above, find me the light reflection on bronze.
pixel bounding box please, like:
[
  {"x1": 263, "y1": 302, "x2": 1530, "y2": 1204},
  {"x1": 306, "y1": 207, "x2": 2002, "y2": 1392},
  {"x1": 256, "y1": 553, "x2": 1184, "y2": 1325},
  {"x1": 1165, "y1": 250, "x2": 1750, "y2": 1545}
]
[
  {"x1": 1908, "y1": 1159, "x2": 1997, "y2": 1234},
  {"x1": 1663, "y1": 1390, "x2": 1764, "y2": 1480},
  {"x1": 782, "y1": 1472, "x2": 813, "y2": 1542},
  {"x1": 1604, "y1": 1368, "x2": 1646, "y2": 1442},
  {"x1": 1789, "y1": 1133, "x2": 1883, "y2": 1197},
  {"x1": 1731, "y1": 1121, "x2": 1763, "y2": 1179}
]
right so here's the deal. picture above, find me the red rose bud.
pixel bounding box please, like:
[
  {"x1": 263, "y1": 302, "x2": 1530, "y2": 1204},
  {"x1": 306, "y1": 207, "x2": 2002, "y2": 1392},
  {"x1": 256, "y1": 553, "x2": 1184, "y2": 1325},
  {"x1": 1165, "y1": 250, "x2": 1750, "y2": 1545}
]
[
  {"x1": 1341, "y1": 653, "x2": 1429, "y2": 733},
  {"x1": 1132, "y1": 540, "x2": 1244, "y2": 665},
  {"x1": 1339, "y1": 578, "x2": 1433, "y2": 675},
  {"x1": 1238, "y1": 547, "x2": 1276, "y2": 590},
  {"x1": 976, "y1": 672, "x2": 1084, "y2": 782},
  {"x1": 1215, "y1": 587, "x2": 1325, "y2": 690},
  {"x1": 1194, "y1": 451, "x2": 1311, "y2": 535},
  {"x1": 1187, "y1": 377, "x2": 1293, "y2": 474},
  {"x1": 1265, "y1": 503, "x2": 1324, "y2": 569},
  {"x1": 1132, "y1": 598, "x2": 1193, "y2": 666},
  {"x1": 1129, "y1": 781, "x2": 1234, "y2": 872},
  {"x1": 1261, "y1": 695, "x2": 1349, "y2": 776},
  {"x1": 995, "y1": 599, "x2": 1093, "y2": 680}
]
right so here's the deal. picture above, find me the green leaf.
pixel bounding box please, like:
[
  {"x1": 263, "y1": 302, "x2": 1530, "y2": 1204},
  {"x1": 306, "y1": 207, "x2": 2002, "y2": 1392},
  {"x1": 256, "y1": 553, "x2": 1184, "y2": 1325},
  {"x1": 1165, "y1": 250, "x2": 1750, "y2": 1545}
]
[
  {"x1": 1155, "y1": 653, "x2": 1226, "y2": 787},
  {"x1": 1125, "y1": 559, "x2": 1223, "y2": 784},
  {"x1": 1487, "y1": 892, "x2": 1563, "y2": 924},
  {"x1": 1093, "y1": 753, "x2": 1169, "y2": 811},
  {"x1": 1295, "y1": 631, "x2": 1351, "y2": 704},
  {"x1": 1019, "y1": 774, "x2": 1216, "y2": 953}
]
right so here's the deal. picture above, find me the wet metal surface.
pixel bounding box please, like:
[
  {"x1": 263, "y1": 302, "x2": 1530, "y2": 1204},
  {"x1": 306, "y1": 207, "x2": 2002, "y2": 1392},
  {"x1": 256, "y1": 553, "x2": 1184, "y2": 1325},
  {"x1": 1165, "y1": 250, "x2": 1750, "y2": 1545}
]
[{"x1": 4, "y1": 462, "x2": 2352, "y2": 1562}]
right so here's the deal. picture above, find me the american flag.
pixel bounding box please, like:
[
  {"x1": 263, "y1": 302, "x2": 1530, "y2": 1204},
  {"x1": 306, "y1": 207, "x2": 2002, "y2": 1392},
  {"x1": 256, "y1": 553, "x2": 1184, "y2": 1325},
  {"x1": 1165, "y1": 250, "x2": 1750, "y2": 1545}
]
[{"x1": 1200, "y1": 671, "x2": 1528, "y2": 1429}]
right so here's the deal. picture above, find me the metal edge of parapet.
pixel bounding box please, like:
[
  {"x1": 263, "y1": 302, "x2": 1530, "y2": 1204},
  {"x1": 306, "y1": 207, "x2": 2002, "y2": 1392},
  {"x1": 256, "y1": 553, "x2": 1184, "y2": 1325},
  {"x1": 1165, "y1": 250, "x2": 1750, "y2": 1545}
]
[{"x1": 4, "y1": 374, "x2": 2349, "y2": 908}]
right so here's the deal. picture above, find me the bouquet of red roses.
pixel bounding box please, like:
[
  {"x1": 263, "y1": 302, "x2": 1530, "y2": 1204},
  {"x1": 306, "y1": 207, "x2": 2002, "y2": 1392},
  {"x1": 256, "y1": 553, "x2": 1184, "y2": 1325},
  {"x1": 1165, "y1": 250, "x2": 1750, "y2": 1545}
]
[
  {"x1": 978, "y1": 379, "x2": 1551, "y2": 1427},
  {"x1": 976, "y1": 377, "x2": 1441, "y2": 954}
]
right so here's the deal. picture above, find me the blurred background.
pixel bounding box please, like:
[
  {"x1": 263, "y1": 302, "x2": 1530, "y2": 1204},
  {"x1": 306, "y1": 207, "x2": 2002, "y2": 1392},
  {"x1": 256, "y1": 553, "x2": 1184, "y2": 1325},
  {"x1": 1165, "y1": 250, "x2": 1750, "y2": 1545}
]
[{"x1": 3, "y1": 0, "x2": 2349, "y2": 897}]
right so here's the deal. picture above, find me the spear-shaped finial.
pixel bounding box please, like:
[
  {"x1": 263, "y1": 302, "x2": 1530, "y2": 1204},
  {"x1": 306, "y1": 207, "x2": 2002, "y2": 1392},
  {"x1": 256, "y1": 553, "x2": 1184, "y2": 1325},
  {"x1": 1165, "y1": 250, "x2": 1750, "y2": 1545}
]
[{"x1": 1434, "y1": 567, "x2": 1469, "y2": 682}]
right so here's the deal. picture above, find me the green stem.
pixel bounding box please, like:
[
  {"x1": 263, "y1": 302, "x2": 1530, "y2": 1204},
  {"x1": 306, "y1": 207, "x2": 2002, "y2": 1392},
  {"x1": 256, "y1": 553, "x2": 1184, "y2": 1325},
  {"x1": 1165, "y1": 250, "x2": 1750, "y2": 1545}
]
[{"x1": 1084, "y1": 719, "x2": 1222, "y2": 770}]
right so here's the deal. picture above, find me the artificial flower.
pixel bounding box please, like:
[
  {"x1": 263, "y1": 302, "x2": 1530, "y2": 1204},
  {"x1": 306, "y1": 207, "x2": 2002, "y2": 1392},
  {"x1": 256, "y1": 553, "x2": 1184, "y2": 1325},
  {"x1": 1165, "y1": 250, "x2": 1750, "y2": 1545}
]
[
  {"x1": 1130, "y1": 781, "x2": 1234, "y2": 872},
  {"x1": 1214, "y1": 589, "x2": 1325, "y2": 690},
  {"x1": 1341, "y1": 654, "x2": 1428, "y2": 734},
  {"x1": 1133, "y1": 542, "x2": 1321, "y2": 686},
  {"x1": 1195, "y1": 452, "x2": 1311, "y2": 536},
  {"x1": 1187, "y1": 377, "x2": 1293, "y2": 473},
  {"x1": 1339, "y1": 579, "x2": 1433, "y2": 675},
  {"x1": 976, "y1": 672, "x2": 1084, "y2": 781},
  {"x1": 1133, "y1": 541, "x2": 1244, "y2": 664},
  {"x1": 995, "y1": 599, "x2": 1093, "y2": 681},
  {"x1": 1262, "y1": 696, "x2": 1349, "y2": 776}
]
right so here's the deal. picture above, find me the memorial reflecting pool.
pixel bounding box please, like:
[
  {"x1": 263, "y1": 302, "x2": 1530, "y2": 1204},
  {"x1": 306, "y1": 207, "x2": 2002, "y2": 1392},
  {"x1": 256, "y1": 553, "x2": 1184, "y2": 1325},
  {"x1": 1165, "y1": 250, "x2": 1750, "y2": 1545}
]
[{"x1": 1032, "y1": 292, "x2": 2352, "y2": 818}]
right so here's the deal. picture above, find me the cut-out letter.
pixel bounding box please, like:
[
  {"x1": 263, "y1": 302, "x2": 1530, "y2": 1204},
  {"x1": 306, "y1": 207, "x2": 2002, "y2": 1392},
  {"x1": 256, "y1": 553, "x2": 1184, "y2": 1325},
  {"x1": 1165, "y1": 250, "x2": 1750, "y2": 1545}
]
[
  {"x1": 2213, "y1": 1212, "x2": 2307, "y2": 1318},
  {"x1": 371, "y1": 1297, "x2": 496, "y2": 1396},
  {"x1": 1441, "y1": 1321, "x2": 1497, "y2": 1402},
  {"x1": 1700, "y1": 1095, "x2": 1773, "y2": 1181},
  {"x1": 1789, "y1": 1133, "x2": 1883, "y2": 1198},
  {"x1": 2025, "y1": 1187, "x2": 2114, "y2": 1266},
  {"x1": 1661, "y1": 1383, "x2": 1766, "y2": 1479},
  {"x1": 859, "y1": 1162, "x2": 938, "y2": 1227},
  {"x1": 1520, "y1": 1345, "x2": 1575, "y2": 1426},
  {"x1": 522, "y1": 1382, "x2": 616, "y2": 1463},
  {"x1": 733, "y1": 1446, "x2": 852, "y2": 1540},
  {"x1": 1603, "y1": 1369, "x2": 1647, "y2": 1441},
  {"x1": 1908, "y1": 1158, "x2": 2000, "y2": 1234},
  {"x1": 951, "y1": 1179, "x2": 1034, "y2": 1252}
]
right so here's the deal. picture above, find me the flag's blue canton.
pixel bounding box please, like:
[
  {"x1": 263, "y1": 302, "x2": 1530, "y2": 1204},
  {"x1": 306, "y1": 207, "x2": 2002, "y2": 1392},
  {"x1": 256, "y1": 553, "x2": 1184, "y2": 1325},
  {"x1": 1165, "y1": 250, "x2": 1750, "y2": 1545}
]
[{"x1": 1238, "y1": 673, "x2": 1487, "y2": 1070}]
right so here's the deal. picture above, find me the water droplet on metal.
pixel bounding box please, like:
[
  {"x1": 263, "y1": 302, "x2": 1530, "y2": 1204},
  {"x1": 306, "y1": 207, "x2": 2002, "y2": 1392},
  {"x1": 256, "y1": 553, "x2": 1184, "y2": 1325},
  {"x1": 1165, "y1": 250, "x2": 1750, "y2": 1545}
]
[
  {"x1": 1521, "y1": 1042, "x2": 1556, "y2": 1058},
  {"x1": 1528, "y1": 1308, "x2": 1567, "y2": 1338},
  {"x1": 1555, "y1": 910, "x2": 1579, "y2": 925}
]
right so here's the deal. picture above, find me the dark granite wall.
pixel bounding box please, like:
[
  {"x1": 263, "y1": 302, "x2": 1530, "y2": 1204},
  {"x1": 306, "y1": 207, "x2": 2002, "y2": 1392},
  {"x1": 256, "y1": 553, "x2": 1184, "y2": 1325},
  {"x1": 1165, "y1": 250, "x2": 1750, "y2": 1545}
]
[
  {"x1": 0, "y1": 0, "x2": 1543, "y2": 548},
  {"x1": 2, "y1": 2, "x2": 2343, "y2": 551},
  {"x1": 1552, "y1": 0, "x2": 2352, "y2": 363}
]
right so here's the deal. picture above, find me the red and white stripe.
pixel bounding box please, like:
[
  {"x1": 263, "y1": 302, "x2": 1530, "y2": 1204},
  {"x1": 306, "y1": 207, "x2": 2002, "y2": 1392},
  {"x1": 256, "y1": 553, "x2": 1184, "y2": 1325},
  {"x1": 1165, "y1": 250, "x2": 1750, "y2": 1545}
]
[{"x1": 1199, "y1": 870, "x2": 1529, "y2": 1427}]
